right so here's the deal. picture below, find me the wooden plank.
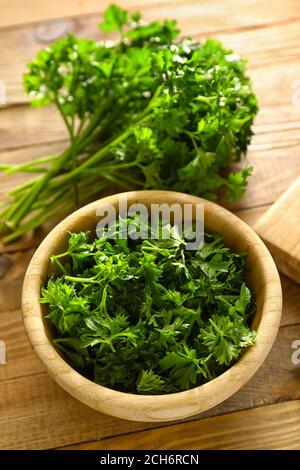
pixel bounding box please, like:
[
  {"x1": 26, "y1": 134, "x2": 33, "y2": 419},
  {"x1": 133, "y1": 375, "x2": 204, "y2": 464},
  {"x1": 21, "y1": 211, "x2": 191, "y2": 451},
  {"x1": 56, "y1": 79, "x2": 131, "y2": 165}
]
[
  {"x1": 234, "y1": 205, "x2": 300, "y2": 313},
  {"x1": 2, "y1": 15, "x2": 300, "y2": 107},
  {"x1": 0, "y1": 226, "x2": 54, "y2": 254},
  {"x1": 1, "y1": 53, "x2": 300, "y2": 146},
  {"x1": 1, "y1": 0, "x2": 300, "y2": 31},
  {"x1": 62, "y1": 400, "x2": 300, "y2": 450},
  {"x1": 0, "y1": 142, "x2": 66, "y2": 204},
  {"x1": 3, "y1": 102, "x2": 297, "y2": 155},
  {"x1": 232, "y1": 145, "x2": 300, "y2": 210},
  {"x1": 0, "y1": 17, "x2": 105, "y2": 106},
  {"x1": 138, "y1": 0, "x2": 300, "y2": 35},
  {"x1": 252, "y1": 126, "x2": 300, "y2": 149},
  {"x1": 0, "y1": 105, "x2": 67, "y2": 151},
  {"x1": 255, "y1": 177, "x2": 300, "y2": 284},
  {"x1": 255, "y1": 106, "x2": 300, "y2": 131},
  {"x1": 0, "y1": 311, "x2": 299, "y2": 448},
  {"x1": 0, "y1": 250, "x2": 34, "y2": 312},
  {"x1": 0, "y1": 0, "x2": 152, "y2": 29},
  {"x1": 0, "y1": 310, "x2": 43, "y2": 381},
  {"x1": 0, "y1": 371, "x2": 155, "y2": 450},
  {"x1": 276, "y1": 276, "x2": 300, "y2": 326}
]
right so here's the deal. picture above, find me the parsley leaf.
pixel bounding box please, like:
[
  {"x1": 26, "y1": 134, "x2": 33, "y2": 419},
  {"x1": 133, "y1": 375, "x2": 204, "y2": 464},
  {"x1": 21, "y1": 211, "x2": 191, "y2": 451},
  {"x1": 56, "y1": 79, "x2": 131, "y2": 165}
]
[
  {"x1": 40, "y1": 220, "x2": 257, "y2": 394},
  {"x1": 136, "y1": 370, "x2": 169, "y2": 394},
  {"x1": 99, "y1": 4, "x2": 129, "y2": 32}
]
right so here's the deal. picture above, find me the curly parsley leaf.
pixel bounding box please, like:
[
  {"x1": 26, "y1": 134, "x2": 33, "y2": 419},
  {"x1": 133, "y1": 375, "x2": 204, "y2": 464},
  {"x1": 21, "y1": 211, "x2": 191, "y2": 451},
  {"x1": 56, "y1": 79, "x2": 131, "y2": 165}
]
[
  {"x1": 1, "y1": 4, "x2": 258, "y2": 243},
  {"x1": 40, "y1": 220, "x2": 256, "y2": 394}
]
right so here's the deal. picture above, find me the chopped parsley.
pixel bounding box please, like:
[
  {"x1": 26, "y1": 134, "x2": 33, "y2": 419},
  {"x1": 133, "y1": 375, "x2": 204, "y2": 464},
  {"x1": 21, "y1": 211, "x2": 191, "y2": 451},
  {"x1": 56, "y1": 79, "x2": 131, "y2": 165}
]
[{"x1": 40, "y1": 220, "x2": 256, "y2": 394}]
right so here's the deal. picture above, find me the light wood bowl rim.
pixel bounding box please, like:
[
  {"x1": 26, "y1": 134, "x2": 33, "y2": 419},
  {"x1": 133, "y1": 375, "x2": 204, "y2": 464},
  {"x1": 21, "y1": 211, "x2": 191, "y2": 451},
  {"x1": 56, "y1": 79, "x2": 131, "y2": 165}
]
[{"x1": 22, "y1": 190, "x2": 282, "y2": 422}]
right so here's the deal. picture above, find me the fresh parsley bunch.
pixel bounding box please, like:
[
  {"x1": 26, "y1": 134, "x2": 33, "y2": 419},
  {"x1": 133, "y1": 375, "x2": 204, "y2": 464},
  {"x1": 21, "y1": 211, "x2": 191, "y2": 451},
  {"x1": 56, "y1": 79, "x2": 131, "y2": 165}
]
[
  {"x1": 0, "y1": 4, "x2": 258, "y2": 243},
  {"x1": 40, "y1": 220, "x2": 256, "y2": 394}
]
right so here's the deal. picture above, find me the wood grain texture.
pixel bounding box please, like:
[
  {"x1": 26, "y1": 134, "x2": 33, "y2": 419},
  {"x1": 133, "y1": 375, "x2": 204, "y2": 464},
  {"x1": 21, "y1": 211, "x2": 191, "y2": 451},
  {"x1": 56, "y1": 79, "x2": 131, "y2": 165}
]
[
  {"x1": 0, "y1": 0, "x2": 300, "y2": 450},
  {"x1": 0, "y1": 315, "x2": 299, "y2": 449},
  {"x1": 62, "y1": 400, "x2": 300, "y2": 450},
  {"x1": 255, "y1": 177, "x2": 300, "y2": 284},
  {"x1": 1, "y1": 104, "x2": 300, "y2": 220},
  {"x1": 0, "y1": 226, "x2": 54, "y2": 255},
  {"x1": 1, "y1": 101, "x2": 300, "y2": 151}
]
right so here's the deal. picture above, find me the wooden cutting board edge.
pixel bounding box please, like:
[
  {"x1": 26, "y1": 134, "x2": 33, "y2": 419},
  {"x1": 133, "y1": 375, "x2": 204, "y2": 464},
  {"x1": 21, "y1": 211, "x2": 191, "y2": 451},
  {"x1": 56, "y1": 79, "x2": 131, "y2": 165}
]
[{"x1": 255, "y1": 176, "x2": 300, "y2": 284}]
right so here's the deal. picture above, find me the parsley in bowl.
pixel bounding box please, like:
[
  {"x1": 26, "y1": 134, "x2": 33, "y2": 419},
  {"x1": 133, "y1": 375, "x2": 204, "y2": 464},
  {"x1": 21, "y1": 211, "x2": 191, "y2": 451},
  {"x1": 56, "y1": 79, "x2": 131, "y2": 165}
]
[{"x1": 22, "y1": 191, "x2": 282, "y2": 422}]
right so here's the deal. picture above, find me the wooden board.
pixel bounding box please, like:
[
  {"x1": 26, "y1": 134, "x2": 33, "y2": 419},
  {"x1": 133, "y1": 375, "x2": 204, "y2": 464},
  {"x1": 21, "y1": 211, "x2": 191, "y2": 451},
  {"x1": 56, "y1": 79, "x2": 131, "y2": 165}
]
[
  {"x1": 63, "y1": 400, "x2": 300, "y2": 450},
  {"x1": 255, "y1": 177, "x2": 300, "y2": 284},
  {"x1": 1, "y1": 0, "x2": 300, "y2": 451}
]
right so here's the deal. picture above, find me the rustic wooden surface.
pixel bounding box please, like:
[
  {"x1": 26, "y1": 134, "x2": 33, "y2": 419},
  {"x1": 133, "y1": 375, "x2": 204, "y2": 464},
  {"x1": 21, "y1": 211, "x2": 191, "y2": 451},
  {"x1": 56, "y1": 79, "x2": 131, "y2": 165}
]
[{"x1": 0, "y1": 0, "x2": 300, "y2": 450}]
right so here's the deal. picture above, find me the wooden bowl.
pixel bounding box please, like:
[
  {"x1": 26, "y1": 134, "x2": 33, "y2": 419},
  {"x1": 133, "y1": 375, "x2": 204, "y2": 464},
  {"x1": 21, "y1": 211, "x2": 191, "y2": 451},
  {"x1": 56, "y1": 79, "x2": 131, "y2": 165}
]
[{"x1": 22, "y1": 190, "x2": 282, "y2": 422}]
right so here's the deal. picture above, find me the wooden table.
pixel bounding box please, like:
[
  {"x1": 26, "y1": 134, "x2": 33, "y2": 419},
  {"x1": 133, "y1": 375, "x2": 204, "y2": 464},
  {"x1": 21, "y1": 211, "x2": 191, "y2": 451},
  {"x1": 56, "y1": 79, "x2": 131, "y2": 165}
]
[{"x1": 1, "y1": 0, "x2": 300, "y2": 450}]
